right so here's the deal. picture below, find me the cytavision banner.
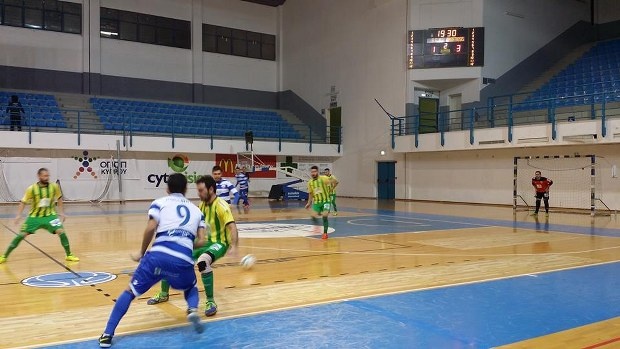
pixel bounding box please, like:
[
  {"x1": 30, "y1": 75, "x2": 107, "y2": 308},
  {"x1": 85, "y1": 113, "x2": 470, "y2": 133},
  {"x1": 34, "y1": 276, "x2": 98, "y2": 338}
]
[{"x1": 143, "y1": 154, "x2": 213, "y2": 189}]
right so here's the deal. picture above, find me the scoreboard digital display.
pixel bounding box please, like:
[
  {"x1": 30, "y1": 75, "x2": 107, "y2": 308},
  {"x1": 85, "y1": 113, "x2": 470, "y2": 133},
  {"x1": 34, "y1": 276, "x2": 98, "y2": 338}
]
[{"x1": 407, "y1": 27, "x2": 484, "y2": 69}]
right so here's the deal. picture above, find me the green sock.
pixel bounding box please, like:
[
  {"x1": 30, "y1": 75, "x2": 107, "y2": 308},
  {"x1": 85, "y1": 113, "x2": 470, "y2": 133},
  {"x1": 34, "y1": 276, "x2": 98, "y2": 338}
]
[
  {"x1": 58, "y1": 233, "x2": 72, "y2": 256},
  {"x1": 201, "y1": 271, "x2": 214, "y2": 302},
  {"x1": 160, "y1": 280, "x2": 170, "y2": 296},
  {"x1": 4, "y1": 234, "x2": 25, "y2": 257},
  {"x1": 322, "y1": 216, "x2": 329, "y2": 233},
  {"x1": 332, "y1": 198, "x2": 337, "y2": 212}
]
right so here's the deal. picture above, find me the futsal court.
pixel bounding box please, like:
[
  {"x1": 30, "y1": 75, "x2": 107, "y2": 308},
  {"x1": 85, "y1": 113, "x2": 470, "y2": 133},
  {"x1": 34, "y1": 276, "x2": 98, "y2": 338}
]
[{"x1": 1, "y1": 198, "x2": 620, "y2": 349}]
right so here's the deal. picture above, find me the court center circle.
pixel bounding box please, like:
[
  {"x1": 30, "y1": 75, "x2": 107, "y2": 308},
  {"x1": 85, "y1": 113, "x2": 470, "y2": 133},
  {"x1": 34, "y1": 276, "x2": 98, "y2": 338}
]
[{"x1": 21, "y1": 271, "x2": 117, "y2": 288}]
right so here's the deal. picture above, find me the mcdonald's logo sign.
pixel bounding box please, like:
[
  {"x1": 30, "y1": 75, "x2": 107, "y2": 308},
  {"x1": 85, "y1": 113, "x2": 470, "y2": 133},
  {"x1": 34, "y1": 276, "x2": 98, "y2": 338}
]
[{"x1": 219, "y1": 158, "x2": 236, "y2": 174}]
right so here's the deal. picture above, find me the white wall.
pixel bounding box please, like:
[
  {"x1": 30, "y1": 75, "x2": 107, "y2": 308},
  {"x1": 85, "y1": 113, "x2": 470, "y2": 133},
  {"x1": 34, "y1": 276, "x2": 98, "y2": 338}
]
[
  {"x1": 409, "y1": 0, "x2": 483, "y2": 30},
  {"x1": 97, "y1": 0, "x2": 193, "y2": 82},
  {"x1": 0, "y1": 0, "x2": 278, "y2": 92},
  {"x1": 281, "y1": 0, "x2": 408, "y2": 198},
  {"x1": 100, "y1": 0, "x2": 192, "y2": 20},
  {"x1": 0, "y1": 153, "x2": 333, "y2": 202},
  {"x1": 100, "y1": 39, "x2": 193, "y2": 83},
  {"x1": 596, "y1": 0, "x2": 620, "y2": 24},
  {"x1": 482, "y1": 0, "x2": 588, "y2": 80},
  {"x1": 202, "y1": 0, "x2": 278, "y2": 91},
  {"x1": 203, "y1": 53, "x2": 277, "y2": 91},
  {"x1": 0, "y1": 26, "x2": 83, "y2": 72},
  {"x1": 407, "y1": 0, "x2": 588, "y2": 105},
  {"x1": 403, "y1": 144, "x2": 620, "y2": 210},
  {"x1": 203, "y1": 0, "x2": 277, "y2": 34},
  {"x1": 0, "y1": 130, "x2": 342, "y2": 157}
]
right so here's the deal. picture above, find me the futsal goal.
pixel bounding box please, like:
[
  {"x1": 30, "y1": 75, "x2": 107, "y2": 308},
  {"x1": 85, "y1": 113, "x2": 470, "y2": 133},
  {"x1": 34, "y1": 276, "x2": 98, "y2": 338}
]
[{"x1": 513, "y1": 155, "x2": 612, "y2": 216}]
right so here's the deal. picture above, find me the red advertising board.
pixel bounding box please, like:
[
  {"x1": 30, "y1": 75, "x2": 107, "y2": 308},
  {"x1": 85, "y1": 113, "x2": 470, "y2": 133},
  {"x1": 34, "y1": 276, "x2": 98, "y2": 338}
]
[{"x1": 215, "y1": 154, "x2": 277, "y2": 178}]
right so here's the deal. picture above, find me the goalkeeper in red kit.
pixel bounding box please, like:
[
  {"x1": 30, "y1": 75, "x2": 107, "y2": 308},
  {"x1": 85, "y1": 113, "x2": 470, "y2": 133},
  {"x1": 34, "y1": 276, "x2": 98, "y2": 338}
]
[{"x1": 531, "y1": 170, "x2": 553, "y2": 216}]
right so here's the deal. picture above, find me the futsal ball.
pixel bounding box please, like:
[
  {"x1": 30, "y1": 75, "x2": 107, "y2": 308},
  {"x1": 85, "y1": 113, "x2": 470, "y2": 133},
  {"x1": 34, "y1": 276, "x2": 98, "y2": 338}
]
[{"x1": 240, "y1": 254, "x2": 257, "y2": 270}]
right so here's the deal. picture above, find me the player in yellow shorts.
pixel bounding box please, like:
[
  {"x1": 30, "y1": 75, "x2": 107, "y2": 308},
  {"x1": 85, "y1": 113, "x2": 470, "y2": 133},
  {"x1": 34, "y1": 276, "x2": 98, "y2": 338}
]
[
  {"x1": 0, "y1": 168, "x2": 79, "y2": 263},
  {"x1": 305, "y1": 165, "x2": 332, "y2": 240}
]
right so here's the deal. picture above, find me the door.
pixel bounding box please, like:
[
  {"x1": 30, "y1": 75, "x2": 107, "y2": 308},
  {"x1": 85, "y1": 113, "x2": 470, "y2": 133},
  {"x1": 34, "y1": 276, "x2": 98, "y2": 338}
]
[
  {"x1": 418, "y1": 97, "x2": 439, "y2": 134},
  {"x1": 377, "y1": 161, "x2": 396, "y2": 200},
  {"x1": 329, "y1": 107, "x2": 341, "y2": 144},
  {"x1": 449, "y1": 93, "x2": 462, "y2": 130}
]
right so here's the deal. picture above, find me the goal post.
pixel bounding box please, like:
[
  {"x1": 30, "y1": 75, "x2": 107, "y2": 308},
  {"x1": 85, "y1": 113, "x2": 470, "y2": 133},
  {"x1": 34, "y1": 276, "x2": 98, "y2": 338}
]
[{"x1": 513, "y1": 155, "x2": 611, "y2": 216}]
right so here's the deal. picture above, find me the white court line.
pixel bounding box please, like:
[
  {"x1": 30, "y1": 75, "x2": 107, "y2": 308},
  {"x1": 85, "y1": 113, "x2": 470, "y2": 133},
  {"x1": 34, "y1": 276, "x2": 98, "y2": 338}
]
[
  {"x1": 241, "y1": 242, "x2": 620, "y2": 257},
  {"x1": 23, "y1": 259, "x2": 620, "y2": 349},
  {"x1": 347, "y1": 217, "x2": 431, "y2": 227},
  {"x1": 374, "y1": 213, "x2": 494, "y2": 227}
]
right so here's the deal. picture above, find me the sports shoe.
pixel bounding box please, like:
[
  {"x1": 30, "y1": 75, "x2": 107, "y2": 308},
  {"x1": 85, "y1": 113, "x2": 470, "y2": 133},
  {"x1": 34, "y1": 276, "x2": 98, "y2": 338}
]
[
  {"x1": 65, "y1": 254, "x2": 80, "y2": 262},
  {"x1": 187, "y1": 309, "x2": 204, "y2": 333},
  {"x1": 0, "y1": 255, "x2": 6, "y2": 264},
  {"x1": 332, "y1": 212, "x2": 338, "y2": 216},
  {"x1": 530, "y1": 212, "x2": 538, "y2": 216},
  {"x1": 545, "y1": 212, "x2": 549, "y2": 217},
  {"x1": 99, "y1": 333, "x2": 113, "y2": 348},
  {"x1": 147, "y1": 292, "x2": 169, "y2": 305},
  {"x1": 204, "y1": 301, "x2": 218, "y2": 317},
  {"x1": 322, "y1": 233, "x2": 328, "y2": 240}
]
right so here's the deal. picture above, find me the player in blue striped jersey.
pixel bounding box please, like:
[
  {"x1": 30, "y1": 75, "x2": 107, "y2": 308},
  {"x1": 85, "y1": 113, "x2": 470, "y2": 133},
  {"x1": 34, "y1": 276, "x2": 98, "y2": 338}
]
[
  {"x1": 234, "y1": 165, "x2": 250, "y2": 207},
  {"x1": 212, "y1": 165, "x2": 239, "y2": 205},
  {"x1": 99, "y1": 174, "x2": 206, "y2": 348}
]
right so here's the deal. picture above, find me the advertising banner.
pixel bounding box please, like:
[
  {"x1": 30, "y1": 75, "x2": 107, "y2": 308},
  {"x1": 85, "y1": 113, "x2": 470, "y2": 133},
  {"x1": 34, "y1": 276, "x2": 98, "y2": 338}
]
[{"x1": 215, "y1": 154, "x2": 277, "y2": 179}]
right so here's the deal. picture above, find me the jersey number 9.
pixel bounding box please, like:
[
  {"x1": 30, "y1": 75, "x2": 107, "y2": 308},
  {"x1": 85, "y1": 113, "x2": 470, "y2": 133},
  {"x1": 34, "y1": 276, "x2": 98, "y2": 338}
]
[{"x1": 176, "y1": 205, "x2": 190, "y2": 226}]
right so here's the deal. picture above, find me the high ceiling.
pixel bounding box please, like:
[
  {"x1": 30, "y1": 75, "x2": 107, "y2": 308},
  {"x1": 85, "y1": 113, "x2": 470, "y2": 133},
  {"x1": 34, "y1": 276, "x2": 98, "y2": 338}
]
[{"x1": 242, "y1": 0, "x2": 286, "y2": 6}]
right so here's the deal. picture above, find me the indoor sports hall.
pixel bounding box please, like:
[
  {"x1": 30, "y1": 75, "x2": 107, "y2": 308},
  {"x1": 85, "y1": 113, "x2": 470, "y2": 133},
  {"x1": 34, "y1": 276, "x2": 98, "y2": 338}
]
[{"x1": 1, "y1": 1, "x2": 620, "y2": 349}]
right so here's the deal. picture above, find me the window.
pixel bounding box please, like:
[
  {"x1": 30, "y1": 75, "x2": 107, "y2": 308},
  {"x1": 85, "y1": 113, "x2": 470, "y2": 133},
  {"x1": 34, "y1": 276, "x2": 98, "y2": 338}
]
[
  {"x1": 44, "y1": 10, "x2": 61, "y2": 31},
  {"x1": 24, "y1": 7, "x2": 43, "y2": 29},
  {"x1": 119, "y1": 21, "x2": 137, "y2": 41},
  {"x1": 0, "y1": 0, "x2": 81, "y2": 34},
  {"x1": 100, "y1": 7, "x2": 191, "y2": 49},
  {"x1": 174, "y1": 29, "x2": 190, "y2": 49},
  {"x1": 203, "y1": 24, "x2": 276, "y2": 61},
  {"x1": 100, "y1": 18, "x2": 118, "y2": 38},
  {"x1": 203, "y1": 24, "x2": 217, "y2": 52},
  {"x1": 4, "y1": 5, "x2": 23, "y2": 27},
  {"x1": 156, "y1": 27, "x2": 173, "y2": 47},
  {"x1": 262, "y1": 34, "x2": 276, "y2": 60},
  {"x1": 216, "y1": 26, "x2": 231, "y2": 54},
  {"x1": 63, "y1": 13, "x2": 80, "y2": 34},
  {"x1": 246, "y1": 31, "x2": 261, "y2": 59},
  {"x1": 138, "y1": 25, "x2": 155, "y2": 44},
  {"x1": 62, "y1": 2, "x2": 81, "y2": 15}
]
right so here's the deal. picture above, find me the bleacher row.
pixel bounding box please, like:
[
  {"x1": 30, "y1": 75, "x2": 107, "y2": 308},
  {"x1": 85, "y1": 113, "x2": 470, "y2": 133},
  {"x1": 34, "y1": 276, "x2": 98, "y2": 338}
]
[
  {"x1": 517, "y1": 39, "x2": 620, "y2": 111},
  {"x1": 91, "y1": 98, "x2": 302, "y2": 139},
  {"x1": 0, "y1": 91, "x2": 66, "y2": 128},
  {"x1": 0, "y1": 92, "x2": 303, "y2": 139}
]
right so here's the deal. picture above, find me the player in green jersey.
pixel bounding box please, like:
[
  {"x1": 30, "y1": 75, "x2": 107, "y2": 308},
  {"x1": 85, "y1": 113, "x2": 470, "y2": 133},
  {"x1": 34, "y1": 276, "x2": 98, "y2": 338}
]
[
  {"x1": 305, "y1": 165, "x2": 332, "y2": 240},
  {"x1": 323, "y1": 168, "x2": 339, "y2": 216},
  {"x1": 147, "y1": 175, "x2": 238, "y2": 317},
  {"x1": 0, "y1": 168, "x2": 78, "y2": 264}
]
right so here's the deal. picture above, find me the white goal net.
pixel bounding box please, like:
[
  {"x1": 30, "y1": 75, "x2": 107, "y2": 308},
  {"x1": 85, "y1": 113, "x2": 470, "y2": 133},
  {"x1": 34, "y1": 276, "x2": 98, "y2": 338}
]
[{"x1": 513, "y1": 155, "x2": 610, "y2": 215}]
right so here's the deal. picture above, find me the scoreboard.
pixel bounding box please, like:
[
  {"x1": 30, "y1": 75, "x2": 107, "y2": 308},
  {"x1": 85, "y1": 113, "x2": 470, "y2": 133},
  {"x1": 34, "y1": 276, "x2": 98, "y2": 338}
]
[{"x1": 407, "y1": 27, "x2": 484, "y2": 69}]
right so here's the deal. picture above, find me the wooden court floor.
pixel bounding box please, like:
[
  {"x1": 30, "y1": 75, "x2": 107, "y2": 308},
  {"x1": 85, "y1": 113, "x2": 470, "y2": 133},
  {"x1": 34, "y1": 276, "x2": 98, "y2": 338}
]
[{"x1": 0, "y1": 198, "x2": 620, "y2": 348}]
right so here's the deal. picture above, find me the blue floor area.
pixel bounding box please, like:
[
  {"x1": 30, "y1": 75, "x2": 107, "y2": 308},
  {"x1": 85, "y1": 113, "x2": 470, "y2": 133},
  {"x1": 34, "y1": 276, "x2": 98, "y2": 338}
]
[
  {"x1": 47, "y1": 261, "x2": 620, "y2": 349},
  {"x1": 367, "y1": 209, "x2": 620, "y2": 238}
]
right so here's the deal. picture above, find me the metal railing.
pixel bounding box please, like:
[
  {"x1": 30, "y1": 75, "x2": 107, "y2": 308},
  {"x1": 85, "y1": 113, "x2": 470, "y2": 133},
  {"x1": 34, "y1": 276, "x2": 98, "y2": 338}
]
[
  {"x1": 391, "y1": 89, "x2": 620, "y2": 148},
  {"x1": 0, "y1": 107, "x2": 342, "y2": 153}
]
